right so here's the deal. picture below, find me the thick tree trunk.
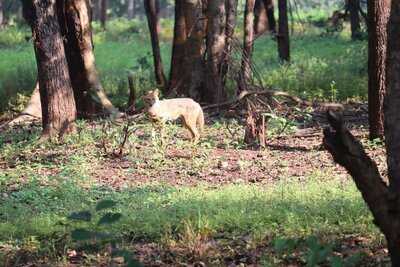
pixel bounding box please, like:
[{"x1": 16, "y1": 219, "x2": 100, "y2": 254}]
[
  {"x1": 100, "y1": 0, "x2": 106, "y2": 29},
  {"x1": 254, "y1": 0, "x2": 276, "y2": 36},
  {"x1": 385, "y1": 1, "x2": 400, "y2": 194},
  {"x1": 205, "y1": 0, "x2": 227, "y2": 104},
  {"x1": 23, "y1": 0, "x2": 76, "y2": 138},
  {"x1": 180, "y1": 0, "x2": 206, "y2": 100},
  {"x1": 59, "y1": 0, "x2": 118, "y2": 117},
  {"x1": 368, "y1": 0, "x2": 390, "y2": 140},
  {"x1": 127, "y1": 0, "x2": 135, "y2": 19},
  {"x1": 277, "y1": 0, "x2": 290, "y2": 61},
  {"x1": 239, "y1": 0, "x2": 256, "y2": 92},
  {"x1": 58, "y1": 0, "x2": 118, "y2": 118},
  {"x1": 144, "y1": 0, "x2": 167, "y2": 89},
  {"x1": 168, "y1": 0, "x2": 187, "y2": 94},
  {"x1": 347, "y1": 0, "x2": 361, "y2": 40}
]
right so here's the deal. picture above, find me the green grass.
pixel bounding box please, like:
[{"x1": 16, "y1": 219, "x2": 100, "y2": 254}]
[
  {"x1": 0, "y1": 120, "x2": 381, "y2": 265},
  {"x1": 0, "y1": 177, "x2": 376, "y2": 240}
]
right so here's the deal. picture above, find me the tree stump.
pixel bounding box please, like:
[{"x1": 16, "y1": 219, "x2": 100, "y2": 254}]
[{"x1": 244, "y1": 102, "x2": 267, "y2": 148}]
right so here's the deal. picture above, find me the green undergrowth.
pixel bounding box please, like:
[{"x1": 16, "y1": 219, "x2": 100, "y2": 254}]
[
  {"x1": 0, "y1": 170, "x2": 378, "y2": 263},
  {"x1": 0, "y1": 120, "x2": 381, "y2": 264}
]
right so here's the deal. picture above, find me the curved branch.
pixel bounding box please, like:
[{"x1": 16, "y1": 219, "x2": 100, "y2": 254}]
[{"x1": 323, "y1": 110, "x2": 392, "y2": 234}]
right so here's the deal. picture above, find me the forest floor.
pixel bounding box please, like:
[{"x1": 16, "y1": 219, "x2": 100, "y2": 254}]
[{"x1": 0, "y1": 103, "x2": 390, "y2": 266}]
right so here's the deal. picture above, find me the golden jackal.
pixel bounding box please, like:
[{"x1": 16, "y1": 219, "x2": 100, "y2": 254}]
[{"x1": 142, "y1": 89, "x2": 204, "y2": 142}]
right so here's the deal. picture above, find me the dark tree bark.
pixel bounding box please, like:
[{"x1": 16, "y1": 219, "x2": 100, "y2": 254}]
[
  {"x1": 254, "y1": 0, "x2": 276, "y2": 36},
  {"x1": 100, "y1": 0, "x2": 106, "y2": 29},
  {"x1": 168, "y1": 0, "x2": 237, "y2": 103},
  {"x1": 22, "y1": 0, "x2": 77, "y2": 138},
  {"x1": 144, "y1": 0, "x2": 167, "y2": 89},
  {"x1": 92, "y1": 0, "x2": 101, "y2": 20},
  {"x1": 204, "y1": 0, "x2": 228, "y2": 104},
  {"x1": 385, "y1": 1, "x2": 400, "y2": 196},
  {"x1": 277, "y1": 0, "x2": 290, "y2": 61},
  {"x1": 127, "y1": 0, "x2": 135, "y2": 19},
  {"x1": 180, "y1": 0, "x2": 206, "y2": 100},
  {"x1": 323, "y1": 2, "x2": 400, "y2": 264},
  {"x1": 58, "y1": 0, "x2": 118, "y2": 118},
  {"x1": 168, "y1": 0, "x2": 187, "y2": 94},
  {"x1": 347, "y1": 0, "x2": 361, "y2": 40},
  {"x1": 221, "y1": 0, "x2": 238, "y2": 82},
  {"x1": 368, "y1": 0, "x2": 390, "y2": 140},
  {"x1": 239, "y1": 0, "x2": 256, "y2": 92}
]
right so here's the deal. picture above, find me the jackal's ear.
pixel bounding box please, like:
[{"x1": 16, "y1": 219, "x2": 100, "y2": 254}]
[{"x1": 153, "y1": 89, "x2": 160, "y2": 97}]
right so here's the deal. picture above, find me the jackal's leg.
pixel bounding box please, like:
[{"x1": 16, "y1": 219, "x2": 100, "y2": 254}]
[{"x1": 183, "y1": 116, "x2": 199, "y2": 142}]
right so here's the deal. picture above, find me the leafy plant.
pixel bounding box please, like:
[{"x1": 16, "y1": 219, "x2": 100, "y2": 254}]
[{"x1": 67, "y1": 199, "x2": 142, "y2": 267}]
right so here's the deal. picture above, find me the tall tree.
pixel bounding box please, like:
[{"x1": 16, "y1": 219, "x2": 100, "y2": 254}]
[
  {"x1": 323, "y1": 2, "x2": 400, "y2": 265},
  {"x1": 22, "y1": 0, "x2": 77, "y2": 138},
  {"x1": 92, "y1": 0, "x2": 101, "y2": 21},
  {"x1": 205, "y1": 0, "x2": 227, "y2": 104},
  {"x1": 127, "y1": 0, "x2": 135, "y2": 19},
  {"x1": 144, "y1": 0, "x2": 167, "y2": 89},
  {"x1": 0, "y1": 0, "x2": 4, "y2": 26},
  {"x1": 347, "y1": 0, "x2": 361, "y2": 40},
  {"x1": 221, "y1": 0, "x2": 238, "y2": 82},
  {"x1": 368, "y1": 0, "x2": 391, "y2": 140},
  {"x1": 239, "y1": 0, "x2": 256, "y2": 92},
  {"x1": 168, "y1": 0, "x2": 187, "y2": 94},
  {"x1": 254, "y1": 0, "x2": 276, "y2": 36},
  {"x1": 100, "y1": 0, "x2": 106, "y2": 29},
  {"x1": 277, "y1": 0, "x2": 290, "y2": 61},
  {"x1": 58, "y1": 0, "x2": 118, "y2": 118},
  {"x1": 181, "y1": 0, "x2": 207, "y2": 100}
]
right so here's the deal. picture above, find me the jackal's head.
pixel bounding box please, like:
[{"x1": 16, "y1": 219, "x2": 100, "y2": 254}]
[{"x1": 142, "y1": 89, "x2": 160, "y2": 108}]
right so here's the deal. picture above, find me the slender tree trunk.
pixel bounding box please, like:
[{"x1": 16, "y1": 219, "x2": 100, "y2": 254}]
[
  {"x1": 168, "y1": 0, "x2": 187, "y2": 94},
  {"x1": 239, "y1": 0, "x2": 256, "y2": 92},
  {"x1": 127, "y1": 0, "x2": 135, "y2": 19},
  {"x1": 58, "y1": 0, "x2": 118, "y2": 118},
  {"x1": 100, "y1": 0, "x2": 107, "y2": 29},
  {"x1": 144, "y1": 0, "x2": 167, "y2": 89},
  {"x1": 22, "y1": 0, "x2": 76, "y2": 138},
  {"x1": 205, "y1": 0, "x2": 227, "y2": 104},
  {"x1": 0, "y1": 0, "x2": 4, "y2": 26},
  {"x1": 93, "y1": 0, "x2": 101, "y2": 21},
  {"x1": 221, "y1": 0, "x2": 238, "y2": 83},
  {"x1": 368, "y1": 0, "x2": 390, "y2": 140},
  {"x1": 277, "y1": 0, "x2": 290, "y2": 61},
  {"x1": 348, "y1": 0, "x2": 361, "y2": 40},
  {"x1": 254, "y1": 0, "x2": 276, "y2": 36}
]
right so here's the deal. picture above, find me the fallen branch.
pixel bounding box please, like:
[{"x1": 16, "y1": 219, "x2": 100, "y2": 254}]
[
  {"x1": 203, "y1": 87, "x2": 344, "y2": 111},
  {"x1": 323, "y1": 110, "x2": 391, "y2": 235}
]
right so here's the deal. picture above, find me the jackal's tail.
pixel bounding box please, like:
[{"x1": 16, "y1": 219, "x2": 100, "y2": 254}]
[{"x1": 196, "y1": 108, "x2": 205, "y2": 133}]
